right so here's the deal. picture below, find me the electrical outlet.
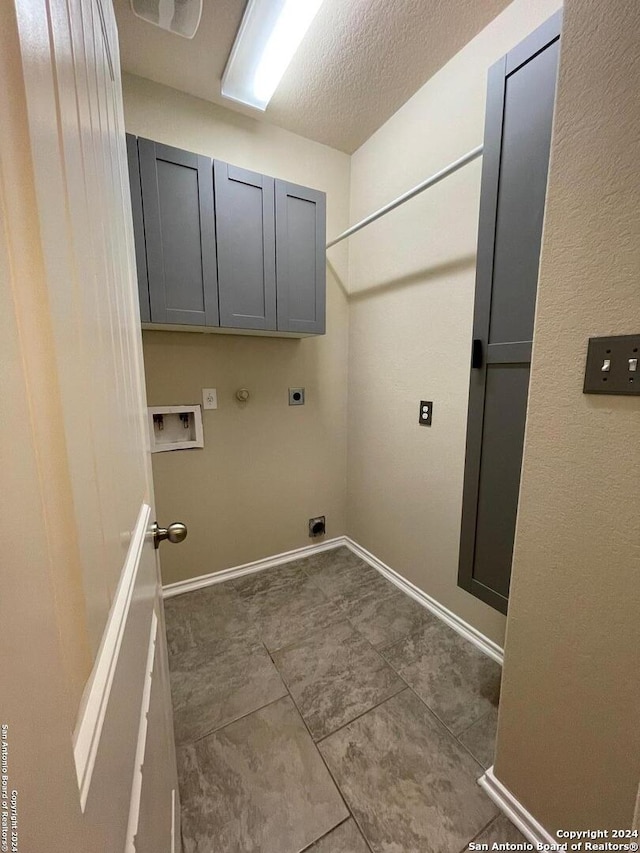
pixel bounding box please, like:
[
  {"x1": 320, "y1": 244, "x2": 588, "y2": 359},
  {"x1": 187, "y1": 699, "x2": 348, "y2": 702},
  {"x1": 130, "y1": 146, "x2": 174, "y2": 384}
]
[
  {"x1": 419, "y1": 401, "x2": 433, "y2": 426},
  {"x1": 289, "y1": 388, "x2": 305, "y2": 406},
  {"x1": 202, "y1": 388, "x2": 218, "y2": 410}
]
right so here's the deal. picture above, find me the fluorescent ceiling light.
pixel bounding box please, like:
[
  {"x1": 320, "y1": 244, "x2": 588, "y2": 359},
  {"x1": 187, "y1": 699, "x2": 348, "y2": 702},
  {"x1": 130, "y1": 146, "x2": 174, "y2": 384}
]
[{"x1": 222, "y1": 0, "x2": 325, "y2": 111}]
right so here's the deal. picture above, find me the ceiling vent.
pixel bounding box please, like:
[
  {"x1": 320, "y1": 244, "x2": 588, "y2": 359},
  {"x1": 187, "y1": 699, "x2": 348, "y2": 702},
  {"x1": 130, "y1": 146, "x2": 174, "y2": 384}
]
[{"x1": 130, "y1": 0, "x2": 203, "y2": 39}]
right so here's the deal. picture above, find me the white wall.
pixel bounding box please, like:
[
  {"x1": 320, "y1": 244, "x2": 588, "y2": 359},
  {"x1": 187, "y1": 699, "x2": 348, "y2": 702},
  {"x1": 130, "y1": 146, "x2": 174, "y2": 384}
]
[
  {"x1": 495, "y1": 0, "x2": 640, "y2": 831},
  {"x1": 345, "y1": 0, "x2": 561, "y2": 646},
  {"x1": 123, "y1": 74, "x2": 351, "y2": 585}
]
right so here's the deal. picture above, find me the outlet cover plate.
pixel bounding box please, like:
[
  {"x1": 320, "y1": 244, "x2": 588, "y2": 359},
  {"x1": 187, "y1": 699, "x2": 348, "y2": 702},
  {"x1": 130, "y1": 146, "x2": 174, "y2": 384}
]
[
  {"x1": 202, "y1": 388, "x2": 218, "y2": 409},
  {"x1": 419, "y1": 400, "x2": 433, "y2": 426}
]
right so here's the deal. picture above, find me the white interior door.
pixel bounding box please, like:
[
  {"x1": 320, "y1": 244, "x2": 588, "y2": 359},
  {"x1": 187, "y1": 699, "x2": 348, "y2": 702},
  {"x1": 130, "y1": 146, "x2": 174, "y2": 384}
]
[{"x1": 0, "y1": 0, "x2": 180, "y2": 850}]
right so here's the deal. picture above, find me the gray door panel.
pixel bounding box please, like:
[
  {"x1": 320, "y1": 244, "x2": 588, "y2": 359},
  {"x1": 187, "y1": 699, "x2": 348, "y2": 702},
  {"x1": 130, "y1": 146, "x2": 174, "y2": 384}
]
[
  {"x1": 138, "y1": 138, "x2": 218, "y2": 327},
  {"x1": 215, "y1": 161, "x2": 276, "y2": 330},
  {"x1": 275, "y1": 180, "x2": 326, "y2": 335},
  {"x1": 472, "y1": 363, "x2": 530, "y2": 599},
  {"x1": 458, "y1": 12, "x2": 562, "y2": 614},
  {"x1": 488, "y1": 40, "x2": 560, "y2": 345}
]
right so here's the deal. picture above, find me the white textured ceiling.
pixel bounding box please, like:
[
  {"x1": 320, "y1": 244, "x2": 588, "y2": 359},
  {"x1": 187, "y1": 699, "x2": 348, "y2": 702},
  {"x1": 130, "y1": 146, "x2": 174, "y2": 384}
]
[{"x1": 114, "y1": 0, "x2": 511, "y2": 153}]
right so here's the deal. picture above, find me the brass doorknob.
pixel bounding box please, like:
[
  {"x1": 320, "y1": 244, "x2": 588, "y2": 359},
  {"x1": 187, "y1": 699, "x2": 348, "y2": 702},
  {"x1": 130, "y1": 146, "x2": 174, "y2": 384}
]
[{"x1": 153, "y1": 521, "x2": 187, "y2": 549}]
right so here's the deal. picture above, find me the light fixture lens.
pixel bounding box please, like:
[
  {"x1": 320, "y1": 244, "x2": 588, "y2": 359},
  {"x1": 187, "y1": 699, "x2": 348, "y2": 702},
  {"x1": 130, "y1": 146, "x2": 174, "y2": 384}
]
[
  {"x1": 222, "y1": 0, "x2": 325, "y2": 111},
  {"x1": 253, "y1": 0, "x2": 324, "y2": 104}
]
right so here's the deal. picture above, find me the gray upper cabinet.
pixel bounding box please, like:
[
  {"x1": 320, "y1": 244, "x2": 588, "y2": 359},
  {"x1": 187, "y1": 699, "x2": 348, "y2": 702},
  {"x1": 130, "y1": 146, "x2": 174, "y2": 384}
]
[
  {"x1": 214, "y1": 162, "x2": 277, "y2": 331},
  {"x1": 126, "y1": 135, "x2": 151, "y2": 323},
  {"x1": 126, "y1": 136, "x2": 326, "y2": 336},
  {"x1": 275, "y1": 180, "x2": 326, "y2": 335},
  {"x1": 138, "y1": 137, "x2": 219, "y2": 327}
]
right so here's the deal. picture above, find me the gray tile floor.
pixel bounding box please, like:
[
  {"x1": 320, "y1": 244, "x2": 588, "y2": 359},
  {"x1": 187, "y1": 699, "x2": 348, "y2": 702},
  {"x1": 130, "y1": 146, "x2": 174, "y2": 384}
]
[{"x1": 165, "y1": 547, "x2": 525, "y2": 853}]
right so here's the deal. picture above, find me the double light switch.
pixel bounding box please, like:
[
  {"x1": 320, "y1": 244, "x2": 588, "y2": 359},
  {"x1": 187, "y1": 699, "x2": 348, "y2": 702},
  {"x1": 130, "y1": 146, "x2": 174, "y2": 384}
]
[{"x1": 583, "y1": 335, "x2": 640, "y2": 396}]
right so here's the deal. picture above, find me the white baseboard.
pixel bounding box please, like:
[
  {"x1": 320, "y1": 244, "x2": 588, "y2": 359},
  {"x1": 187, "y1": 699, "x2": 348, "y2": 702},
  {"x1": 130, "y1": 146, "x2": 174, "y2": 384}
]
[
  {"x1": 479, "y1": 766, "x2": 556, "y2": 847},
  {"x1": 161, "y1": 535, "x2": 503, "y2": 664},
  {"x1": 162, "y1": 537, "x2": 345, "y2": 598},
  {"x1": 343, "y1": 537, "x2": 503, "y2": 665}
]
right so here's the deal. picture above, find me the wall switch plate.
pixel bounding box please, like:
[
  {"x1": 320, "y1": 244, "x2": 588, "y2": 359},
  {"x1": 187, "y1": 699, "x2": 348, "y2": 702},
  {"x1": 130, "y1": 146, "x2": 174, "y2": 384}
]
[
  {"x1": 419, "y1": 401, "x2": 433, "y2": 426},
  {"x1": 583, "y1": 335, "x2": 640, "y2": 395},
  {"x1": 289, "y1": 388, "x2": 305, "y2": 406},
  {"x1": 202, "y1": 388, "x2": 218, "y2": 409}
]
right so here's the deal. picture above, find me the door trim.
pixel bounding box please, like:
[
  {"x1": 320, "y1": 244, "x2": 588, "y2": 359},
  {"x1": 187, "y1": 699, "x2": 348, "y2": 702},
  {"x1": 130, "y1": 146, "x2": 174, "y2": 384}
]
[
  {"x1": 72, "y1": 502, "x2": 152, "y2": 810},
  {"x1": 125, "y1": 610, "x2": 158, "y2": 853}
]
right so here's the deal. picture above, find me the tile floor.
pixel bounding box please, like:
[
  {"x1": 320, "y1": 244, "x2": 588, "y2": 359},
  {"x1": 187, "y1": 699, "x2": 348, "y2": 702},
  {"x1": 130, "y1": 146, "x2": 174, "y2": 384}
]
[{"x1": 165, "y1": 546, "x2": 525, "y2": 853}]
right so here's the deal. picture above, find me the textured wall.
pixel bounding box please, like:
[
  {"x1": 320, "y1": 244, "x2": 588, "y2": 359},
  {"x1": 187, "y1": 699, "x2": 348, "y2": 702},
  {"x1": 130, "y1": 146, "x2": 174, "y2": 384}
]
[
  {"x1": 123, "y1": 75, "x2": 351, "y2": 585},
  {"x1": 345, "y1": 0, "x2": 560, "y2": 647},
  {"x1": 495, "y1": 0, "x2": 640, "y2": 831}
]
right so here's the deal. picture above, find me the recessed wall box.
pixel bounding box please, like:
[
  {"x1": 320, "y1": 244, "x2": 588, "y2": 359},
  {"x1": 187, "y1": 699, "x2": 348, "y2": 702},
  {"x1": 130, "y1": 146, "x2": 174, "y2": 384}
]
[{"x1": 148, "y1": 405, "x2": 204, "y2": 453}]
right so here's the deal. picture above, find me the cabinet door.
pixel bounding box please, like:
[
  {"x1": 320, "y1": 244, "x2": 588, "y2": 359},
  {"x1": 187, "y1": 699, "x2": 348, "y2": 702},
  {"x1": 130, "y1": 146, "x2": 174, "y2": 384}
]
[
  {"x1": 214, "y1": 161, "x2": 276, "y2": 330},
  {"x1": 138, "y1": 138, "x2": 219, "y2": 326},
  {"x1": 126, "y1": 134, "x2": 150, "y2": 323},
  {"x1": 275, "y1": 180, "x2": 326, "y2": 335},
  {"x1": 458, "y1": 12, "x2": 561, "y2": 614}
]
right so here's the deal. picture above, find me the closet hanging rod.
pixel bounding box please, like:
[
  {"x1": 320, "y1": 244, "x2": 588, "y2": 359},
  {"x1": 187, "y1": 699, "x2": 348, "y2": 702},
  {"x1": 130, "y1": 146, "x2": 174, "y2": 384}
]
[{"x1": 326, "y1": 144, "x2": 483, "y2": 249}]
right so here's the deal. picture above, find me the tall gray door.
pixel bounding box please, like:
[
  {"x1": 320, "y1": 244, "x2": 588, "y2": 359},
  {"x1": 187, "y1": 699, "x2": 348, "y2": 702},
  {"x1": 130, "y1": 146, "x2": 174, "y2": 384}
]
[
  {"x1": 275, "y1": 180, "x2": 326, "y2": 335},
  {"x1": 458, "y1": 12, "x2": 562, "y2": 614},
  {"x1": 138, "y1": 138, "x2": 219, "y2": 326},
  {"x1": 214, "y1": 161, "x2": 277, "y2": 331}
]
